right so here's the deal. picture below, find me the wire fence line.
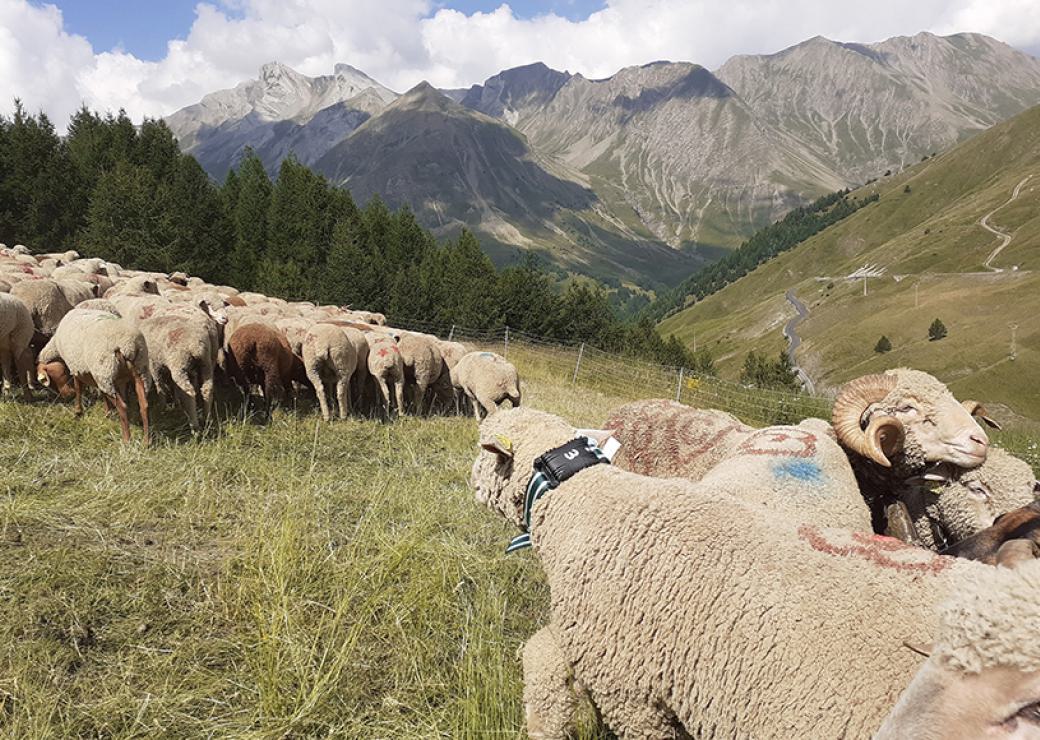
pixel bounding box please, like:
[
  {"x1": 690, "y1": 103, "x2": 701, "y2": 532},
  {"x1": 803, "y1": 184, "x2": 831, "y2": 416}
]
[
  {"x1": 392, "y1": 317, "x2": 1040, "y2": 473},
  {"x1": 394, "y1": 317, "x2": 833, "y2": 427}
]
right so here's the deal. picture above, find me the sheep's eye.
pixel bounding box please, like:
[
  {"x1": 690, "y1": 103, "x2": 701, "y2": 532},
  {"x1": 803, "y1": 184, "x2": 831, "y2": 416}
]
[
  {"x1": 1015, "y1": 702, "x2": 1040, "y2": 724},
  {"x1": 922, "y1": 417, "x2": 936, "y2": 427},
  {"x1": 966, "y1": 482, "x2": 990, "y2": 500}
]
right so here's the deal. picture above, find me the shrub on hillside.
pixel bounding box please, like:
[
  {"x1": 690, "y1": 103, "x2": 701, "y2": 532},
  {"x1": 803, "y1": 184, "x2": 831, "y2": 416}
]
[
  {"x1": 875, "y1": 335, "x2": 892, "y2": 353},
  {"x1": 928, "y1": 319, "x2": 948, "y2": 342}
]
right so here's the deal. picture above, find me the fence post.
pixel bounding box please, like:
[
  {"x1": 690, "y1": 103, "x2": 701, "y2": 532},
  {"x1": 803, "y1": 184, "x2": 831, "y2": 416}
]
[
  {"x1": 571, "y1": 343, "x2": 585, "y2": 384},
  {"x1": 504, "y1": 326, "x2": 510, "y2": 357},
  {"x1": 676, "y1": 367, "x2": 684, "y2": 402},
  {"x1": 448, "y1": 324, "x2": 455, "y2": 342}
]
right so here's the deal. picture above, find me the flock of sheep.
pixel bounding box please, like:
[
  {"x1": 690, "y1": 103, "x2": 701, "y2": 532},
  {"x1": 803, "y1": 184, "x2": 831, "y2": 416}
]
[
  {"x1": 5, "y1": 243, "x2": 1040, "y2": 737},
  {"x1": 0, "y1": 244, "x2": 521, "y2": 440},
  {"x1": 472, "y1": 377, "x2": 1040, "y2": 735}
]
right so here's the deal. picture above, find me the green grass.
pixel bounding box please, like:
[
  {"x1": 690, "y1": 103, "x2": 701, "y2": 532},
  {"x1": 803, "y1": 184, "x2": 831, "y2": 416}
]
[
  {"x1": 0, "y1": 357, "x2": 635, "y2": 738},
  {"x1": 3, "y1": 339, "x2": 1036, "y2": 737}
]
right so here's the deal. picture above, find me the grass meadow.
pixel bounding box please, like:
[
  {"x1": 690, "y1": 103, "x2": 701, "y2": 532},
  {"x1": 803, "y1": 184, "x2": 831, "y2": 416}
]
[{"x1": 1, "y1": 341, "x2": 1035, "y2": 737}]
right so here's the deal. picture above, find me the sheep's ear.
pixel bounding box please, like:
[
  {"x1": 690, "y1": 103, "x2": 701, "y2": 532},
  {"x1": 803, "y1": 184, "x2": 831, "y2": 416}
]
[
  {"x1": 962, "y1": 400, "x2": 1002, "y2": 430},
  {"x1": 480, "y1": 434, "x2": 513, "y2": 460}
]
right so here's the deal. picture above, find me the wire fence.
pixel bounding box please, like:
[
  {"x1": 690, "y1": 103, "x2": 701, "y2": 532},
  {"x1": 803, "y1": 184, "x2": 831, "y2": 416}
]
[
  {"x1": 393, "y1": 317, "x2": 1040, "y2": 473},
  {"x1": 395, "y1": 317, "x2": 834, "y2": 427}
]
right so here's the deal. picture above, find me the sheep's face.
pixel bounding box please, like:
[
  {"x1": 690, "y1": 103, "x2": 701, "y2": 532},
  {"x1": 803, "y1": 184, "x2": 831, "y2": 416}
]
[
  {"x1": 198, "y1": 296, "x2": 229, "y2": 326},
  {"x1": 36, "y1": 362, "x2": 74, "y2": 398},
  {"x1": 929, "y1": 450, "x2": 1040, "y2": 543},
  {"x1": 470, "y1": 408, "x2": 576, "y2": 530},
  {"x1": 882, "y1": 370, "x2": 989, "y2": 467},
  {"x1": 836, "y1": 370, "x2": 990, "y2": 470},
  {"x1": 880, "y1": 662, "x2": 1040, "y2": 739}
]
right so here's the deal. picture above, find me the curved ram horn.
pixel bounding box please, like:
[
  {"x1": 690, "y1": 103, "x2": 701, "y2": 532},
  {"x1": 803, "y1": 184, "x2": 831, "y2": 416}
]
[{"x1": 832, "y1": 374, "x2": 900, "y2": 465}]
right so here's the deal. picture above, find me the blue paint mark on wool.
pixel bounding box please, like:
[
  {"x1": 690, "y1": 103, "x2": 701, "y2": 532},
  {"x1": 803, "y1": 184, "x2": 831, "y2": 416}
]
[{"x1": 773, "y1": 459, "x2": 824, "y2": 483}]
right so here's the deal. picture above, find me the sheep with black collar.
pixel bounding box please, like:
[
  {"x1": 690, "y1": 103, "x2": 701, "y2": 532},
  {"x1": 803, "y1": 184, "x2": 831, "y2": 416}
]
[{"x1": 471, "y1": 407, "x2": 1040, "y2": 739}]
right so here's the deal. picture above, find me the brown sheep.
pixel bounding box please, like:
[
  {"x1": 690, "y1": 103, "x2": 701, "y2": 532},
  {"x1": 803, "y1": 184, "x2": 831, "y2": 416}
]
[{"x1": 226, "y1": 323, "x2": 302, "y2": 418}]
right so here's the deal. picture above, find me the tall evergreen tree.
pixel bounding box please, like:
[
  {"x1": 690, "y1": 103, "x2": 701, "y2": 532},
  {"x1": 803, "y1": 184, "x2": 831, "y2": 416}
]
[{"x1": 227, "y1": 151, "x2": 271, "y2": 290}]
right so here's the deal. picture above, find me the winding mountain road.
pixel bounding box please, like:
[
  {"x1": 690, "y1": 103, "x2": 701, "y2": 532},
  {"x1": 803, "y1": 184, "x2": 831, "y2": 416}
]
[
  {"x1": 982, "y1": 175, "x2": 1032, "y2": 272},
  {"x1": 783, "y1": 290, "x2": 815, "y2": 394}
]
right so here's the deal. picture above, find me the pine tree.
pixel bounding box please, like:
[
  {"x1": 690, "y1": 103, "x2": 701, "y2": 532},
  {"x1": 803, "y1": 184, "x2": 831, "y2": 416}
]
[
  {"x1": 928, "y1": 319, "x2": 948, "y2": 341},
  {"x1": 875, "y1": 335, "x2": 892, "y2": 353},
  {"x1": 228, "y1": 151, "x2": 271, "y2": 289},
  {"x1": 82, "y1": 160, "x2": 158, "y2": 267}
]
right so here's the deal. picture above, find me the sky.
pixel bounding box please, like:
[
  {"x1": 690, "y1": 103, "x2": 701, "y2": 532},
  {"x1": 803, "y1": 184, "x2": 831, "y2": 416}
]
[{"x1": 2, "y1": 0, "x2": 1039, "y2": 128}]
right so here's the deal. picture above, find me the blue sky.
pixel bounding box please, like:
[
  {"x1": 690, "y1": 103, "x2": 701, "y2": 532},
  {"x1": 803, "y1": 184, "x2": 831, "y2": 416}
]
[{"x1": 52, "y1": 0, "x2": 607, "y2": 60}]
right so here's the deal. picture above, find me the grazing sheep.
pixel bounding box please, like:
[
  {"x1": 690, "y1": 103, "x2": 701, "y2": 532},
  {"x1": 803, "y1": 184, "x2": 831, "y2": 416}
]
[
  {"x1": 140, "y1": 313, "x2": 217, "y2": 431},
  {"x1": 37, "y1": 309, "x2": 150, "y2": 445},
  {"x1": 225, "y1": 323, "x2": 299, "y2": 418},
  {"x1": 275, "y1": 317, "x2": 312, "y2": 357},
  {"x1": 397, "y1": 332, "x2": 441, "y2": 414},
  {"x1": 10, "y1": 278, "x2": 76, "y2": 338},
  {"x1": 0, "y1": 293, "x2": 34, "y2": 399},
  {"x1": 450, "y1": 351, "x2": 521, "y2": 420},
  {"x1": 471, "y1": 407, "x2": 1040, "y2": 739},
  {"x1": 832, "y1": 370, "x2": 993, "y2": 532},
  {"x1": 901, "y1": 447, "x2": 1040, "y2": 551},
  {"x1": 366, "y1": 333, "x2": 405, "y2": 419},
  {"x1": 73, "y1": 299, "x2": 120, "y2": 315},
  {"x1": 104, "y1": 275, "x2": 160, "y2": 298},
  {"x1": 302, "y1": 324, "x2": 357, "y2": 421}
]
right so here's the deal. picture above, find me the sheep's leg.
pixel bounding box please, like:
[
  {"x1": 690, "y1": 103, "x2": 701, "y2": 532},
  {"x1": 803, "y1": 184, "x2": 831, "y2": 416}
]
[
  {"x1": 393, "y1": 379, "x2": 405, "y2": 420},
  {"x1": 375, "y1": 377, "x2": 391, "y2": 420},
  {"x1": 335, "y1": 375, "x2": 351, "y2": 420},
  {"x1": 73, "y1": 377, "x2": 84, "y2": 416},
  {"x1": 170, "y1": 368, "x2": 199, "y2": 432},
  {"x1": 200, "y1": 371, "x2": 214, "y2": 426},
  {"x1": 111, "y1": 391, "x2": 131, "y2": 443},
  {"x1": 134, "y1": 372, "x2": 150, "y2": 447},
  {"x1": 523, "y1": 627, "x2": 579, "y2": 740},
  {"x1": 16, "y1": 348, "x2": 33, "y2": 401},
  {"x1": 469, "y1": 394, "x2": 482, "y2": 420},
  {"x1": 309, "y1": 368, "x2": 331, "y2": 422},
  {"x1": 476, "y1": 392, "x2": 498, "y2": 420},
  {"x1": 0, "y1": 347, "x2": 13, "y2": 395}
]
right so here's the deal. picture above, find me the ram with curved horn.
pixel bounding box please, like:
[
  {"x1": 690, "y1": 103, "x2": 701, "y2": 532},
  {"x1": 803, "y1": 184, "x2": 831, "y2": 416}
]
[{"x1": 832, "y1": 369, "x2": 991, "y2": 535}]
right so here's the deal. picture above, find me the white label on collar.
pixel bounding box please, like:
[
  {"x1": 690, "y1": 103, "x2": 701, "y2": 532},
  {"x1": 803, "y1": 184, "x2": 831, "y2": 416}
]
[{"x1": 576, "y1": 429, "x2": 621, "y2": 461}]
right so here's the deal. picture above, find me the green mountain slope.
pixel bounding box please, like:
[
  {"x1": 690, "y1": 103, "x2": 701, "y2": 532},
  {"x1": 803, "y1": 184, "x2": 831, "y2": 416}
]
[{"x1": 659, "y1": 103, "x2": 1040, "y2": 422}]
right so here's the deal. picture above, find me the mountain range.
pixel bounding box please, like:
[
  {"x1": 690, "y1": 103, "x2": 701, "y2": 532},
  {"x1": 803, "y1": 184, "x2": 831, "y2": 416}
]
[
  {"x1": 165, "y1": 32, "x2": 1040, "y2": 288},
  {"x1": 659, "y1": 101, "x2": 1040, "y2": 421}
]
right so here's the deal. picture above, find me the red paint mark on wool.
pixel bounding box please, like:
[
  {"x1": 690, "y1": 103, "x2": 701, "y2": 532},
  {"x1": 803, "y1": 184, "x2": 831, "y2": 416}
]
[
  {"x1": 606, "y1": 402, "x2": 745, "y2": 475},
  {"x1": 798, "y1": 524, "x2": 952, "y2": 574},
  {"x1": 737, "y1": 429, "x2": 817, "y2": 458}
]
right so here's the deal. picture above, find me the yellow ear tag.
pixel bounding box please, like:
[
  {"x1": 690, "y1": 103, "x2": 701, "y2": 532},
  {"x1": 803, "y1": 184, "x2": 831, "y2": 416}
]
[{"x1": 495, "y1": 434, "x2": 513, "y2": 453}]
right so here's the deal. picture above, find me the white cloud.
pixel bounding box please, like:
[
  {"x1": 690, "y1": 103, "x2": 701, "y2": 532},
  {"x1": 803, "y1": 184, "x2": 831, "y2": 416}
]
[{"x1": 1, "y1": 0, "x2": 1038, "y2": 128}]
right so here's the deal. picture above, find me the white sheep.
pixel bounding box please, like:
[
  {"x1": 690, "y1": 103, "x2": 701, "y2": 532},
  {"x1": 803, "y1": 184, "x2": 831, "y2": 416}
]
[
  {"x1": 37, "y1": 309, "x2": 150, "y2": 445},
  {"x1": 366, "y1": 333, "x2": 405, "y2": 419},
  {"x1": 901, "y1": 446, "x2": 1040, "y2": 551},
  {"x1": 471, "y1": 407, "x2": 1040, "y2": 739},
  {"x1": 302, "y1": 323, "x2": 358, "y2": 421},
  {"x1": 139, "y1": 312, "x2": 217, "y2": 432},
  {"x1": 0, "y1": 293, "x2": 34, "y2": 399},
  {"x1": 450, "y1": 351, "x2": 521, "y2": 419}
]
